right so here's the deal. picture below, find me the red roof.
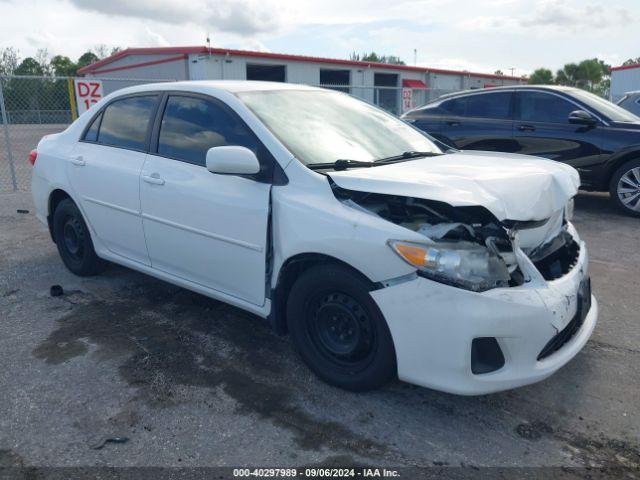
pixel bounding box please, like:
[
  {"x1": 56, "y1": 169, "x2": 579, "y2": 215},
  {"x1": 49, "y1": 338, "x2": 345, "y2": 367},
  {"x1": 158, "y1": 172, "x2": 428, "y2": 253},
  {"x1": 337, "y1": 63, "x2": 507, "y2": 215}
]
[
  {"x1": 77, "y1": 46, "x2": 525, "y2": 81},
  {"x1": 611, "y1": 63, "x2": 640, "y2": 72},
  {"x1": 402, "y1": 79, "x2": 427, "y2": 88}
]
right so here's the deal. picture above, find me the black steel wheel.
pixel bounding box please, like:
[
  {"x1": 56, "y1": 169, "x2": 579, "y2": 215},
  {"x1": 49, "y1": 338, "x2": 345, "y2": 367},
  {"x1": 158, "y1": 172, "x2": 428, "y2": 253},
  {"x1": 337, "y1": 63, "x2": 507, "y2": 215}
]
[
  {"x1": 287, "y1": 264, "x2": 396, "y2": 391},
  {"x1": 53, "y1": 198, "x2": 106, "y2": 276}
]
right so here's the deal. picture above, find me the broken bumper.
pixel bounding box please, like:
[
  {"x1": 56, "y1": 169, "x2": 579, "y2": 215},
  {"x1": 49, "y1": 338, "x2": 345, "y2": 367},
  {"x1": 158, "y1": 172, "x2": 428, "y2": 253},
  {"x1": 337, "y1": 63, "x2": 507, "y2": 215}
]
[{"x1": 370, "y1": 240, "x2": 597, "y2": 395}]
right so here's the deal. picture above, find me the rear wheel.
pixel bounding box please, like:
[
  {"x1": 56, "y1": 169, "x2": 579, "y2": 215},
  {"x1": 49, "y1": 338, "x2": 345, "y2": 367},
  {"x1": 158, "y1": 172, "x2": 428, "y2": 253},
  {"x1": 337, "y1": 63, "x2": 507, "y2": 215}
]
[
  {"x1": 53, "y1": 198, "x2": 106, "y2": 276},
  {"x1": 610, "y1": 159, "x2": 640, "y2": 217},
  {"x1": 286, "y1": 265, "x2": 396, "y2": 391}
]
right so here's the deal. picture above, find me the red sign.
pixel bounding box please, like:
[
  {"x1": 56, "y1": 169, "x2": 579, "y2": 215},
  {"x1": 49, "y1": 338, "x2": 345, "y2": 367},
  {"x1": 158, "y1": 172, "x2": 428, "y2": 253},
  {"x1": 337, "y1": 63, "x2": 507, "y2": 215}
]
[{"x1": 74, "y1": 79, "x2": 104, "y2": 115}]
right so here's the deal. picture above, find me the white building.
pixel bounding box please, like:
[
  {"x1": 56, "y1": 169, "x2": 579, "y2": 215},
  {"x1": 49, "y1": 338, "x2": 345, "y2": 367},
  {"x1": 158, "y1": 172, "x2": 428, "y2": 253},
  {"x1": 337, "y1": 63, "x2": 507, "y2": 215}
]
[
  {"x1": 78, "y1": 46, "x2": 526, "y2": 114},
  {"x1": 610, "y1": 62, "x2": 640, "y2": 102}
]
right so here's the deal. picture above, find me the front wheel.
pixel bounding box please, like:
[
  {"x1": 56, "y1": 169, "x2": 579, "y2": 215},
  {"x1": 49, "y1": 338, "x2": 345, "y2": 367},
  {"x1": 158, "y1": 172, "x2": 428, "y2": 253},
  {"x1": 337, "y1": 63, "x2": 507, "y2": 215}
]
[
  {"x1": 286, "y1": 265, "x2": 396, "y2": 391},
  {"x1": 52, "y1": 198, "x2": 106, "y2": 276},
  {"x1": 610, "y1": 159, "x2": 640, "y2": 217}
]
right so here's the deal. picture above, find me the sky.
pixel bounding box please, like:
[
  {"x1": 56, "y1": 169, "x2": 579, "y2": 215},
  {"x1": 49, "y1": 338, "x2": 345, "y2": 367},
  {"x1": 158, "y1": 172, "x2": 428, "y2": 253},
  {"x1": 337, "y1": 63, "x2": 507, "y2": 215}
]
[{"x1": 0, "y1": 0, "x2": 638, "y2": 76}]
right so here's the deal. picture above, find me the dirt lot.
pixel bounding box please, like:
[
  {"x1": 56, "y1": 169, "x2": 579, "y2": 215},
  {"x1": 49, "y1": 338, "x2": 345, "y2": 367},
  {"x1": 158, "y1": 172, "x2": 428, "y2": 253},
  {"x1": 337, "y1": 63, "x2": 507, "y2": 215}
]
[{"x1": 0, "y1": 191, "x2": 638, "y2": 475}]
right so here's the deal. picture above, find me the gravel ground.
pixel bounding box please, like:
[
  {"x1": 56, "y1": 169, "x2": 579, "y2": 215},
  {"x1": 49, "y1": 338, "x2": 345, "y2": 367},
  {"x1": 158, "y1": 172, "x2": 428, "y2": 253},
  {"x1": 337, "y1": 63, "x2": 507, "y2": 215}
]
[{"x1": 0, "y1": 191, "x2": 638, "y2": 476}]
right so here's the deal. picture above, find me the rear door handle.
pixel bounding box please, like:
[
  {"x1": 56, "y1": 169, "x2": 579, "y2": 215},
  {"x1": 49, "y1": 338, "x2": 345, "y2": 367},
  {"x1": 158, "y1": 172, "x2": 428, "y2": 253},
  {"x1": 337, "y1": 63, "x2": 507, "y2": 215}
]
[
  {"x1": 142, "y1": 173, "x2": 165, "y2": 185},
  {"x1": 446, "y1": 120, "x2": 461, "y2": 126},
  {"x1": 518, "y1": 124, "x2": 536, "y2": 132},
  {"x1": 70, "y1": 155, "x2": 85, "y2": 166}
]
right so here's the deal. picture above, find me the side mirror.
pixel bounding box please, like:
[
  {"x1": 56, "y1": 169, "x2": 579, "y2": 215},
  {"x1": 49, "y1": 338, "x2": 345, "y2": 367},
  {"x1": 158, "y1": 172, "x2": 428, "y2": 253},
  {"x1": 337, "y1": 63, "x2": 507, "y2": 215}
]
[
  {"x1": 205, "y1": 146, "x2": 260, "y2": 175},
  {"x1": 568, "y1": 110, "x2": 597, "y2": 126}
]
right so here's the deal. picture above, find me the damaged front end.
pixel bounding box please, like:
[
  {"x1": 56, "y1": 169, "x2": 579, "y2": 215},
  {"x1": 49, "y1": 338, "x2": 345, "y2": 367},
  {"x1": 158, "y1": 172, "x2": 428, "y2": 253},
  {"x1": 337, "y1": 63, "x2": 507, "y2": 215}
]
[{"x1": 333, "y1": 183, "x2": 579, "y2": 292}]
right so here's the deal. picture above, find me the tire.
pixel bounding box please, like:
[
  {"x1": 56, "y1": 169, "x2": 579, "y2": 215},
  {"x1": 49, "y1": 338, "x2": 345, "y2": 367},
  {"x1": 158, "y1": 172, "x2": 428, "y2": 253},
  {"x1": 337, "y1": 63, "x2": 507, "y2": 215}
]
[
  {"x1": 609, "y1": 159, "x2": 640, "y2": 217},
  {"x1": 286, "y1": 264, "x2": 396, "y2": 391},
  {"x1": 52, "y1": 198, "x2": 106, "y2": 276}
]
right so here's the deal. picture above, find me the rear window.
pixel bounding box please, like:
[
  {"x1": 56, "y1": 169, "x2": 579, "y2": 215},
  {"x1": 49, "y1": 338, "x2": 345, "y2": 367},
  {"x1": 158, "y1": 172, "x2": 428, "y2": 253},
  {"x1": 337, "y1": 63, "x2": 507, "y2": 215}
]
[
  {"x1": 83, "y1": 113, "x2": 101, "y2": 142},
  {"x1": 97, "y1": 95, "x2": 157, "y2": 150},
  {"x1": 465, "y1": 92, "x2": 512, "y2": 119},
  {"x1": 437, "y1": 92, "x2": 512, "y2": 119}
]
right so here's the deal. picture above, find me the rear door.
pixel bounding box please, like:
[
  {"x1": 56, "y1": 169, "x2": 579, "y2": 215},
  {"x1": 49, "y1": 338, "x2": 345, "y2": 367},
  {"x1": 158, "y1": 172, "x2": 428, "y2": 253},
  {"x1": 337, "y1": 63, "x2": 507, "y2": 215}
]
[
  {"x1": 437, "y1": 91, "x2": 517, "y2": 152},
  {"x1": 512, "y1": 90, "x2": 602, "y2": 170},
  {"x1": 140, "y1": 93, "x2": 272, "y2": 306},
  {"x1": 68, "y1": 94, "x2": 159, "y2": 265}
]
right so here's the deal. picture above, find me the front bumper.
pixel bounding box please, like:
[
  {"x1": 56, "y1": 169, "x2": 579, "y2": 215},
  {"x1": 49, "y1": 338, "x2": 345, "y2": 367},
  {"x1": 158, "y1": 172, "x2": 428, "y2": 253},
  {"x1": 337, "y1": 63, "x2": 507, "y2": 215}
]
[{"x1": 371, "y1": 238, "x2": 597, "y2": 395}]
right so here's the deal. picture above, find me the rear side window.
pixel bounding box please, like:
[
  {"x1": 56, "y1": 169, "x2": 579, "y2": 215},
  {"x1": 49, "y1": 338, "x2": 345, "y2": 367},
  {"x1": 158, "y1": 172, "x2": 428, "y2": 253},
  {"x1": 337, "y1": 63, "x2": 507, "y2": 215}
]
[
  {"x1": 157, "y1": 95, "x2": 261, "y2": 166},
  {"x1": 440, "y1": 97, "x2": 465, "y2": 116},
  {"x1": 83, "y1": 113, "x2": 101, "y2": 142},
  {"x1": 97, "y1": 95, "x2": 157, "y2": 150},
  {"x1": 465, "y1": 92, "x2": 512, "y2": 119},
  {"x1": 516, "y1": 92, "x2": 575, "y2": 124}
]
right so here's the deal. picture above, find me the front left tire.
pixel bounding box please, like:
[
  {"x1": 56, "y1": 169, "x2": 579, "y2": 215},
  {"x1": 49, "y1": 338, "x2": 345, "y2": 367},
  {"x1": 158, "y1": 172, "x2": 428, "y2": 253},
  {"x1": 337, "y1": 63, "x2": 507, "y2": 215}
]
[
  {"x1": 286, "y1": 264, "x2": 397, "y2": 391},
  {"x1": 52, "y1": 198, "x2": 106, "y2": 276}
]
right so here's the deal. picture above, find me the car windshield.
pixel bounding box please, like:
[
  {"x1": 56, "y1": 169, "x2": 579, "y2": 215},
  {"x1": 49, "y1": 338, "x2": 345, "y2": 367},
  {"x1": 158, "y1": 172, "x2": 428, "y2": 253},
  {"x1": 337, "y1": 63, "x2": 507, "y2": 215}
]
[
  {"x1": 236, "y1": 89, "x2": 441, "y2": 166},
  {"x1": 570, "y1": 89, "x2": 640, "y2": 122}
]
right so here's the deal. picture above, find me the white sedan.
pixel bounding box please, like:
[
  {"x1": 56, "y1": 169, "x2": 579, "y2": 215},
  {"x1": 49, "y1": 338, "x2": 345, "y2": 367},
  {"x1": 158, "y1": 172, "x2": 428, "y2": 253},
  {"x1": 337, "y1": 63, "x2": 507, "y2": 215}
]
[{"x1": 30, "y1": 81, "x2": 597, "y2": 394}]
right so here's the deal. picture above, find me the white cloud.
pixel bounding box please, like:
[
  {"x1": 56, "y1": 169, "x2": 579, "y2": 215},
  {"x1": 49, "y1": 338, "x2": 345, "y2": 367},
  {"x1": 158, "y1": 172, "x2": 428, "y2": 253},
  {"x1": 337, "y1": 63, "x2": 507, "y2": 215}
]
[{"x1": 68, "y1": 0, "x2": 284, "y2": 35}]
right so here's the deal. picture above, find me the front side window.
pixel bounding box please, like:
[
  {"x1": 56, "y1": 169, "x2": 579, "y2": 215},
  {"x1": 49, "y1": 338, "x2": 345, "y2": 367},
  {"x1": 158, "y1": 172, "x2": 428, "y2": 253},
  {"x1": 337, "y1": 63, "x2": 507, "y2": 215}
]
[
  {"x1": 97, "y1": 96, "x2": 157, "y2": 150},
  {"x1": 465, "y1": 92, "x2": 512, "y2": 119},
  {"x1": 516, "y1": 92, "x2": 575, "y2": 124},
  {"x1": 158, "y1": 95, "x2": 260, "y2": 165},
  {"x1": 237, "y1": 90, "x2": 440, "y2": 166}
]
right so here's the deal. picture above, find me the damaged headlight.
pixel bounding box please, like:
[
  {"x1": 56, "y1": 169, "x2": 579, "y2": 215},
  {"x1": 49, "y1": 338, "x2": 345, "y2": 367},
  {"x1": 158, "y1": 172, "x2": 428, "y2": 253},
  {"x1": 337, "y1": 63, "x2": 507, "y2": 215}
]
[{"x1": 388, "y1": 240, "x2": 511, "y2": 292}]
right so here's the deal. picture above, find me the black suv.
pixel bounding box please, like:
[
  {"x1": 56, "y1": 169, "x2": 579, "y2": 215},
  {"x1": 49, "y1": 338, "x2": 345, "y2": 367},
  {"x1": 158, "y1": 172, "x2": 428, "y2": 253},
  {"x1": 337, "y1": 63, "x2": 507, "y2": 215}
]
[{"x1": 402, "y1": 86, "x2": 640, "y2": 216}]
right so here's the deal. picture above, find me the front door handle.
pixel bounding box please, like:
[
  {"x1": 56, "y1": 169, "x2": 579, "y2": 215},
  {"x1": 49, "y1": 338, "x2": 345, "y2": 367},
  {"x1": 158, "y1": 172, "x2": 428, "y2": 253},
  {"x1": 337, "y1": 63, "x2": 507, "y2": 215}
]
[
  {"x1": 518, "y1": 124, "x2": 536, "y2": 132},
  {"x1": 446, "y1": 120, "x2": 461, "y2": 126},
  {"x1": 70, "y1": 155, "x2": 85, "y2": 166},
  {"x1": 142, "y1": 173, "x2": 165, "y2": 186}
]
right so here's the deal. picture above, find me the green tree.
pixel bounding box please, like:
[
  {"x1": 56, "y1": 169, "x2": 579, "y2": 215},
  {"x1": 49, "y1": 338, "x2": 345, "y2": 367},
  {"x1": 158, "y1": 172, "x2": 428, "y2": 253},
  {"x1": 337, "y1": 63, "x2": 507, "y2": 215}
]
[
  {"x1": 350, "y1": 51, "x2": 405, "y2": 65},
  {"x1": 77, "y1": 51, "x2": 99, "y2": 70},
  {"x1": 528, "y1": 68, "x2": 554, "y2": 85},
  {"x1": 14, "y1": 57, "x2": 44, "y2": 76},
  {"x1": 51, "y1": 55, "x2": 77, "y2": 76},
  {"x1": 494, "y1": 69, "x2": 504, "y2": 76}
]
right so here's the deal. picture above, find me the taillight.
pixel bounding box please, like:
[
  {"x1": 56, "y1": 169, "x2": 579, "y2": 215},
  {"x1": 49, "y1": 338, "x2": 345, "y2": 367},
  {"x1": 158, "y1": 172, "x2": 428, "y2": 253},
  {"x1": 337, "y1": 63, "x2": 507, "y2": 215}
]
[{"x1": 28, "y1": 149, "x2": 37, "y2": 166}]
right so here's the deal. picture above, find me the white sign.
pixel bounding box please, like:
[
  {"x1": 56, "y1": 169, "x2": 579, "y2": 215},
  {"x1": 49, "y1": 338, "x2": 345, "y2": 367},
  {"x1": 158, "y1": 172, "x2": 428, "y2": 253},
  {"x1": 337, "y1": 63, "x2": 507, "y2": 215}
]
[
  {"x1": 402, "y1": 88, "x2": 413, "y2": 113},
  {"x1": 74, "y1": 79, "x2": 104, "y2": 116}
]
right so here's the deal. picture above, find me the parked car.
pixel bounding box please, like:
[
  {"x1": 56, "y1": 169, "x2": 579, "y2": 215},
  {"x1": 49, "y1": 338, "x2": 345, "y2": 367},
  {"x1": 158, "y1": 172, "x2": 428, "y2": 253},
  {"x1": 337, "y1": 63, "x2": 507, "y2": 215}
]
[
  {"x1": 617, "y1": 91, "x2": 640, "y2": 116},
  {"x1": 402, "y1": 86, "x2": 640, "y2": 216},
  {"x1": 30, "y1": 81, "x2": 597, "y2": 395}
]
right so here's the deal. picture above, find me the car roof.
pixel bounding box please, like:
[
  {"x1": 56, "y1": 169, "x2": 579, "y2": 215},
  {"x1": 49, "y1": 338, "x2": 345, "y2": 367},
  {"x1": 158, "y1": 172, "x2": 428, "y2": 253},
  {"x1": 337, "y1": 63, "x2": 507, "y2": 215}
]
[
  {"x1": 104, "y1": 80, "x2": 323, "y2": 98},
  {"x1": 432, "y1": 84, "x2": 579, "y2": 102}
]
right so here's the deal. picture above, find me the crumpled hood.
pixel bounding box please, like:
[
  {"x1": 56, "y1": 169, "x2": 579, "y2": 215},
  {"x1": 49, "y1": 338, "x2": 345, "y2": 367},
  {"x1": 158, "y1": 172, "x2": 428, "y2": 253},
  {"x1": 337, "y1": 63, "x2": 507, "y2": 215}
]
[{"x1": 327, "y1": 151, "x2": 580, "y2": 221}]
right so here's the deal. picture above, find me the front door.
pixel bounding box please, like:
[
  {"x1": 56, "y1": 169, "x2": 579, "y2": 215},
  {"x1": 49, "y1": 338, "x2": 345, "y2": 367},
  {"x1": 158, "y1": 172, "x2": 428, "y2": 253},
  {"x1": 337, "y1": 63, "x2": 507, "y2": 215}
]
[
  {"x1": 140, "y1": 94, "x2": 272, "y2": 306},
  {"x1": 67, "y1": 94, "x2": 159, "y2": 265},
  {"x1": 512, "y1": 90, "x2": 602, "y2": 172}
]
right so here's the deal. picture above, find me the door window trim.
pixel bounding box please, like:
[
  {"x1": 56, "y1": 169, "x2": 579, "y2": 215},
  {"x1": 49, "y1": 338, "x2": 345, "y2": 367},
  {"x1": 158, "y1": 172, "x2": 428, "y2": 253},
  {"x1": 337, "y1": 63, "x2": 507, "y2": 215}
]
[
  {"x1": 148, "y1": 91, "x2": 279, "y2": 183},
  {"x1": 79, "y1": 92, "x2": 163, "y2": 153}
]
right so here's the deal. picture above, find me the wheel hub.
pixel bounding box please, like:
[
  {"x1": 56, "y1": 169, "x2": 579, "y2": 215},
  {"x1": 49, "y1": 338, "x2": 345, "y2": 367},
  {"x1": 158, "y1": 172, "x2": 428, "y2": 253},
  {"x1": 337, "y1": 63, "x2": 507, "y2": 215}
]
[
  {"x1": 310, "y1": 292, "x2": 374, "y2": 363},
  {"x1": 63, "y1": 218, "x2": 84, "y2": 258},
  {"x1": 617, "y1": 167, "x2": 640, "y2": 211}
]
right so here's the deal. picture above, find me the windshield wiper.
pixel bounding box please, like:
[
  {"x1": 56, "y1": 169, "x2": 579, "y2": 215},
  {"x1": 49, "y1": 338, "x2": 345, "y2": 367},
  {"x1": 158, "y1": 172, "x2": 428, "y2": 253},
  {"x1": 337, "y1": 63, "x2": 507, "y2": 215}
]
[
  {"x1": 373, "y1": 150, "x2": 443, "y2": 163},
  {"x1": 306, "y1": 159, "x2": 374, "y2": 171}
]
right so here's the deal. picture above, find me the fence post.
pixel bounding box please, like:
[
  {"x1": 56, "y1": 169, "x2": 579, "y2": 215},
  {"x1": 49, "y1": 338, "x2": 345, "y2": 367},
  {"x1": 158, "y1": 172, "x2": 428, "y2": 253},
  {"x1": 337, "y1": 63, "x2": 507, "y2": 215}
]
[{"x1": 0, "y1": 77, "x2": 18, "y2": 191}]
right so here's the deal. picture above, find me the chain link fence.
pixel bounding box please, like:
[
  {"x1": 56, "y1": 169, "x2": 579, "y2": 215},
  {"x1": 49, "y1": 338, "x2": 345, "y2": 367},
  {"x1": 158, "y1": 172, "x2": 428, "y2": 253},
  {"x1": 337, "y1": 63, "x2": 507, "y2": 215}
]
[{"x1": 0, "y1": 75, "x2": 455, "y2": 192}]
